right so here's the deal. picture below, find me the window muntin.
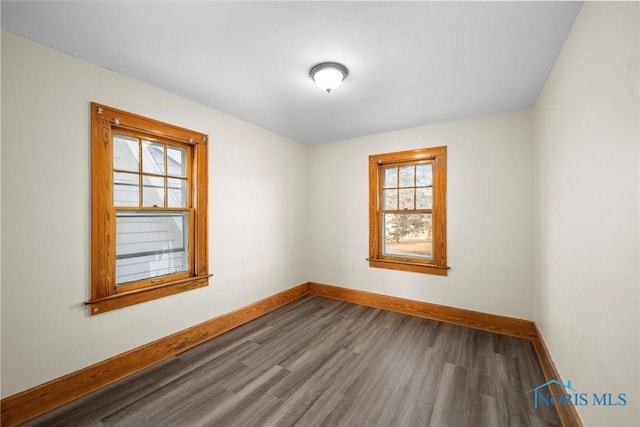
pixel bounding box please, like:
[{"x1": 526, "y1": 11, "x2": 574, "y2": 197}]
[
  {"x1": 89, "y1": 103, "x2": 210, "y2": 315},
  {"x1": 369, "y1": 147, "x2": 448, "y2": 276},
  {"x1": 114, "y1": 132, "x2": 190, "y2": 210}
]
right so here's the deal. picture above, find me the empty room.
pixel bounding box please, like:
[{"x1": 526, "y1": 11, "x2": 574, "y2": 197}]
[{"x1": 1, "y1": 1, "x2": 638, "y2": 426}]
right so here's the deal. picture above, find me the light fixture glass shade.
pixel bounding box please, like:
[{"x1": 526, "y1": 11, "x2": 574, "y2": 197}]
[{"x1": 310, "y1": 62, "x2": 348, "y2": 93}]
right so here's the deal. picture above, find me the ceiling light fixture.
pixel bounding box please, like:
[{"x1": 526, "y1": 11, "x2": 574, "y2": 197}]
[{"x1": 310, "y1": 62, "x2": 348, "y2": 93}]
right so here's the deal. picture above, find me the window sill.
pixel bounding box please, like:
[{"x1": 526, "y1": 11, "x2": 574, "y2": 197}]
[
  {"x1": 368, "y1": 259, "x2": 449, "y2": 276},
  {"x1": 85, "y1": 274, "x2": 212, "y2": 315}
]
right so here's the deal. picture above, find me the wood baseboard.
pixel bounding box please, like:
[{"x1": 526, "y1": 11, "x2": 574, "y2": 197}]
[
  {"x1": 3, "y1": 280, "x2": 581, "y2": 427},
  {"x1": 308, "y1": 282, "x2": 581, "y2": 426},
  {"x1": 531, "y1": 325, "x2": 584, "y2": 427},
  {"x1": 308, "y1": 282, "x2": 537, "y2": 339},
  {"x1": 0, "y1": 283, "x2": 309, "y2": 427}
]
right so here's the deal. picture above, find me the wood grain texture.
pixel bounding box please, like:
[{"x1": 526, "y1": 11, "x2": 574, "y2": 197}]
[
  {"x1": 88, "y1": 102, "x2": 210, "y2": 315},
  {"x1": 91, "y1": 102, "x2": 208, "y2": 144},
  {"x1": 308, "y1": 282, "x2": 537, "y2": 339},
  {"x1": 4, "y1": 281, "x2": 576, "y2": 427},
  {"x1": 532, "y1": 325, "x2": 584, "y2": 427},
  {"x1": 0, "y1": 283, "x2": 309, "y2": 426},
  {"x1": 23, "y1": 295, "x2": 560, "y2": 427},
  {"x1": 90, "y1": 105, "x2": 115, "y2": 301},
  {"x1": 87, "y1": 276, "x2": 211, "y2": 315},
  {"x1": 432, "y1": 146, "x2": 447, "y2": 268},
  {"x1": 193, "y1": 137, "x2": 209, "y2": 278},
  {"x1": 368, "y1": 258, "x2": 449, "y2": 276},
  {"x1": 368, "y1": 146, "x2": 448, "y2": 275}
]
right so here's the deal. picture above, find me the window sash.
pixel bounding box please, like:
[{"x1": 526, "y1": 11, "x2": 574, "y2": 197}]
[
  {"x1": 381, "y1": 212, "x2": 434, "y2": 263},
  {"x1": 113, "y1": 129, "x2": 192, "y2": 210},
  {"x1": 114, "y1": 210, "x2": 194, "y2": 292}
]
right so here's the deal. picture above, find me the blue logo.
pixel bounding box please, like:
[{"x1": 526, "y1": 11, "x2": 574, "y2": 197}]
[{"x1": 529, "y1": 379, "x2": 627, "y2": 409}]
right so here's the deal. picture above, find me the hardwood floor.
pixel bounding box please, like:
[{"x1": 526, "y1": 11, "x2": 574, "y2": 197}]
[{"x1": 25, "y1": 295, "x2": 560, "y2": 426}]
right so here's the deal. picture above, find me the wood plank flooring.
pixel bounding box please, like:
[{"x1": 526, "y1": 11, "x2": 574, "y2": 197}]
[{"x1": 24, "y1": 295, "x2": 560, "y2": 426}]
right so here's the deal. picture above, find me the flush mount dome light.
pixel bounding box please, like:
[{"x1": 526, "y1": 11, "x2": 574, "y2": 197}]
[{"x1": 310, "y1": 62, "x2": 348, "y2": 93}]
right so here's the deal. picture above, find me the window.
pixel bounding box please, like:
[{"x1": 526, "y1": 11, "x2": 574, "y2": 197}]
[
  {"x1": 368, "y1": 147, "x2": 448, "y2": 275},
  {"x1": 87, "y1": 103, "x2": 210, "y2": 315}
]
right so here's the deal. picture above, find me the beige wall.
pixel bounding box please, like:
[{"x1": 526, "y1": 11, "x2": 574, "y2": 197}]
[
  {"x1": 0, "y1": 31, "x2": 309, "y2": 397},
  {"x1": 533, "y1": 3, "x2": 639, "y2": 425},
  {"x1": 2, "y1": 5, "x2": 639, "y2": 426},
  {"x1": 307, "y1": 110, "x2": 535, "y2": 319}
]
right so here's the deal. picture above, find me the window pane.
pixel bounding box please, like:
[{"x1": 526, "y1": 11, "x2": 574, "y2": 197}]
[
  {"x1": 383, "y1": 167, "x2": 398, "y2": 188},
  {"x1": 399, "y1": 188, "x2": 414, "y2": 210},
  {"x1": 116, "y1": 211, "x2": 189, "y2": 284},
  {"x1": 143, "y1": 141, "x2": 165, "y2": 174},
  {"x1": 114, "y1": 172, "x2": 139, "y2": 207},
  {"x1": 167, "y1": 146, "x2": 187, "y2": 177},
  {"x1": 168, "y1": 178, "x2": 187, "y2": 208},
  {"x1": 398, "y1": 165, "x2": 414, "y2": 187},
  {"x1": 383, "y1": 189, "x2": 397, "y2": 210},
  {"x1": 383, "y1": 213, "x2": 432, "y2": 259},
  {"x1": 416, "y1": 163, "x2": 432, "y2": 186},
  {"x1": 113, "y1": 135, "x2": 139, "y2": 172},
  {"x1": 142, "y1": 175, "x2": 165, "y2": 207},
  {"x1": 416, "y1": 187, "x2": 433, "y2": 209}
]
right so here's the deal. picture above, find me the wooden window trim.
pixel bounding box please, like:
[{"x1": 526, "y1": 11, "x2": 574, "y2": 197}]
[
  {"x1": 87, "y1": 103, "x2": 211, "y2": 315},
  {"x1": 368, "y1": 146, "x2": 449, "y2": 275}
]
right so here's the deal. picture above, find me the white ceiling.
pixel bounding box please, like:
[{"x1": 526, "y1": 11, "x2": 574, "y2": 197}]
[{"x1": 1, "y1": 1, "x2": 581, "y2": 144}]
